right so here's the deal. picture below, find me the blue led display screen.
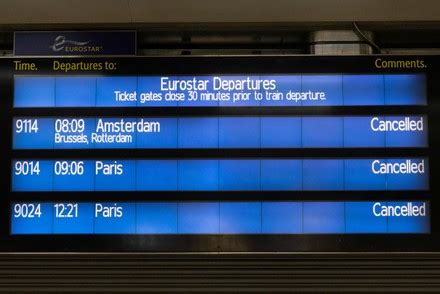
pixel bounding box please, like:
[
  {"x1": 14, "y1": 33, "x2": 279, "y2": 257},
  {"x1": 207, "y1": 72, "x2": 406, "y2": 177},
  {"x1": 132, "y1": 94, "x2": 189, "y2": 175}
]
[
  {"x1": 11, "y1": 158, "x2": 429, "y2": 192},
  {"x1": 12, "y1": 115, "x2": 428, "y2": 149},
  {"x1": 11, "y1": 201, "x2": 430, "y2": 235},
  {"x1": 13, "y1": 74, "x2": 427, "y2": 108},
  {"x1": 5, "y1": 56, "x2": 435, "y2": 252}
]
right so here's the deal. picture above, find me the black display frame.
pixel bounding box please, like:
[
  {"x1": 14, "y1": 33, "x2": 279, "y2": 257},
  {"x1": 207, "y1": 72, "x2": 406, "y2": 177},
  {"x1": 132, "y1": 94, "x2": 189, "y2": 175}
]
[{"x1": 0, "y1": 55, "x2": 438, "y2": 252}]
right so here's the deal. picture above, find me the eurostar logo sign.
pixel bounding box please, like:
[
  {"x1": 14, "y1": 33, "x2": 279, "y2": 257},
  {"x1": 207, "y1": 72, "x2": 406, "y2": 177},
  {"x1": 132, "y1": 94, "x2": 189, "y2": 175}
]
[
  {"x1": 50, "y1": 35, "x2": 91, "y2": 52},
  {"x1": 50, "y1": 35, "x2": 102, "y2": 53},
  {"x1": 14, "y1": 31, "x2": 137, "y2": 56}
]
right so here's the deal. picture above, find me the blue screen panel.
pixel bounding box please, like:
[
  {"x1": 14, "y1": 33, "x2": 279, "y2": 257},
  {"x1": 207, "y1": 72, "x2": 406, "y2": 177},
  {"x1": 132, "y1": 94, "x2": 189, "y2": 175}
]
[
  {"x1": 136, "y1": 203, "x2": 178, "y2": 234},
  {"x1": 345, "y1": 202, "x2": 387, "y2": 233},
  {"x1": 219, "y1": 160, "x2": 261, "y2": 190},
  {"x1": 303, "y1": 202, "x2": 345, "y2": 233},
  {"x1": 217, "y1": 76, "x2": 260, "y2": 107},
  {"x1": 53, "y1": 160, "x2": 95, "y2": 191},
  {"x1": 12, "y1": 160, "x2": 54, "y2": 191},
  {"x1": 219, "y1": 202, "x2": 262, "y2": 234},
  {"x1": 93, "y1": 118, "x2": 137, "y2": 148},
  {"x1": 302, "y1": 160, "x2": 344, "y2": 190},
  {"x1": 384, "y1": 158, "x2": 429, "y2": 190},
  {"x1": 178, "y1": 203, "x2": 220, "y2": 233},
  {"x1": 343, "y1": 75, "x2": 384, "y2": 106},
  {"x1": 260, "y1": 75, "x2": 302, "y2": 106},
  {"x1": 136, "y1": 118, "x2": 177, "y2": 148},
  {"x1": 344, "y1": 159, "x2": 386, "y2": 190},
  {"x1": 385, "y1": 116, "x2": 428, "y2": 147},
  {"x1": 13, "y1": 118, "x2": 54, "y2": 149},
  {"x1": 178, "y1": 117, "x2": 218, "y2": 148},
  {"x1": 385, "y1": 74, "x2": 426, "y2": 105},
  {"x1": 173, "y1": 76, "x2": 218, "y2": 107},
  {"x1": 11, "y1": 203, "x2": 53, "y2": 234},
  {"x1": 344, "y1": 116, "x2": 385, "y2": 147},
  {"x1": 260, "y1": 117, "x2": 302, "y2": 148},
  {"x1": 219, "y1": 117, "x2": 260, "y2": 148},
  {"x1": 137, "y1": 76, "x2": 178, "y2": 107},
  {"x1": 302, "y1": 117, "x2": 343, "y2": 147},
  {"x1": 94, "y1": 160, "x2": 136, "y2": 191},
  {"x1": 178, "y1": 160, "x2": 219, "y2": 191},
  {"x1": 96, "y1": 76, "x2": 137, "y2": 107},
  {"x1": 54, "y1": 118, "x2": 95, "y2": 149},
  {"x1": 386, "y1": 201, "x2": 430, "y2": 233},
  {"x1": 52, "y1": 203, "x2": 94, "y2": 234},
  {"x1": 55, "y1": 77, "x2": 96, "y2": 107},
  {"x1": 261, "y1": 160, "x2": 302, "y2": 190},
  {"x1": 262, "y1": 202, "x2": 302, "y2": 233},
  {"x1": 302, "y1": 75, "x2": 343, "y2": 106},
  {"x1": 14, "y1": 76, "x2": 55, "y2": 107},
  {"x1": 136, "y1": 160, "x2": 178, "y2": 191},
  {"x1": 94, "y1": 203, "x2": 136, "y2": 234}
]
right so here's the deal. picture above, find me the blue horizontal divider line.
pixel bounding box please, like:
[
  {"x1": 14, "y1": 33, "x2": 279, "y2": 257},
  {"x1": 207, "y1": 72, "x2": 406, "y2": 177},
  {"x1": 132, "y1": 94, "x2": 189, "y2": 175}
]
[
  {"x1": 10, "y1": 201, "x2": 430, "y2": 234},
  {"x1": 13, "y1": 74, "x2": 427, "y2": 108},
  {"x1": 12, "y1": 115, "x2": 429, "y2": 149},
  {"x1": 11, "y1": 158, "x2": 429, "y2": 192}
]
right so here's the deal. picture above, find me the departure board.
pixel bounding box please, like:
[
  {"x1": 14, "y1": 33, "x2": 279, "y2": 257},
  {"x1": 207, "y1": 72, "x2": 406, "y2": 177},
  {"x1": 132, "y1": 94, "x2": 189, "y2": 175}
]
[{"x1": 1, "y1": 56, "x2": 439, "y2": 251}]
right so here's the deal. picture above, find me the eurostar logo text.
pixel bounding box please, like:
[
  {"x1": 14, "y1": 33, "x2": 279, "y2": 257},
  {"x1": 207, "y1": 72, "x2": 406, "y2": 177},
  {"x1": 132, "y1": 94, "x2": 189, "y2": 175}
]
[{"x1": 50, "y1": 35, "x2": 92, "y2": 52}]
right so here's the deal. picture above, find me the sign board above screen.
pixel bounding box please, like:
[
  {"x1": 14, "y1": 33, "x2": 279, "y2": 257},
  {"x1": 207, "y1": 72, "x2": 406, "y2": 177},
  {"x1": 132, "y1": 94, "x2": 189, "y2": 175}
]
[{"x1": 13, "y1": 31, "x2": 137, "y2": 56}]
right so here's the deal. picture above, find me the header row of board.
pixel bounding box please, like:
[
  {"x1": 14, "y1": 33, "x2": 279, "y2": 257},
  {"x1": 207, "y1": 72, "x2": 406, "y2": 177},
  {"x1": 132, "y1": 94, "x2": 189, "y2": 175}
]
[{"x1": 14, "y1": 74, "x2": 426, "y2": 108}]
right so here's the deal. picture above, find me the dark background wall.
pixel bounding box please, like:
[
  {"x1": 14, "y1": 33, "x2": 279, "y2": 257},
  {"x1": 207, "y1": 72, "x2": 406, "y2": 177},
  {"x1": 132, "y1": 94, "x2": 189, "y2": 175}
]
[{"x1": 1, "y1": 0, "x2": 440, "y2": 292}]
